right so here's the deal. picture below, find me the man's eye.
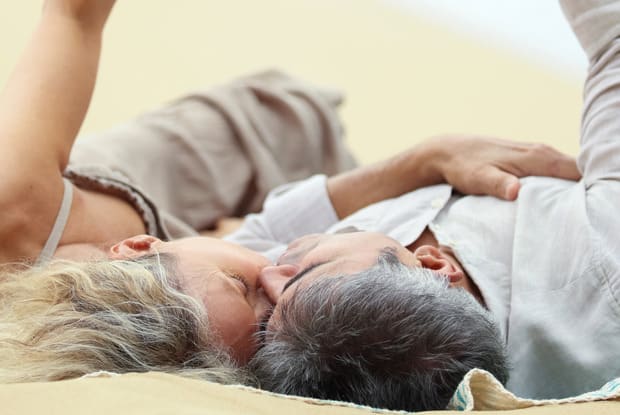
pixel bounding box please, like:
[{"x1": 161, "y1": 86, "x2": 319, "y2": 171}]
[{"x1": 281, "y1": 262, "x2": 325, "y2": 293}]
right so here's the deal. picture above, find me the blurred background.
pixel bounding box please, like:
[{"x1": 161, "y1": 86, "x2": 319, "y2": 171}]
[{"x1": 0, "y1": 0, "x2": 585, "y2": 163}]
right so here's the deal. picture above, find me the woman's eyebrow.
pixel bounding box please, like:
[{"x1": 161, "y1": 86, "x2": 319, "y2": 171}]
[{"x1": 281, "y1": 262, "x2": 327, "y2": 294}]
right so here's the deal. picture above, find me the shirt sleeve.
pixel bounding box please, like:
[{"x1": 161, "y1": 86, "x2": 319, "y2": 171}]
[
  {"x1": 560, "y1": 1, "x2": 620, "y2": 298},
  {"x1": 560, "y1": 0, "x2": 620, "y2": 184},
  {"x1": 224, "y1": 175, "x2": 340, "y2": 252}
]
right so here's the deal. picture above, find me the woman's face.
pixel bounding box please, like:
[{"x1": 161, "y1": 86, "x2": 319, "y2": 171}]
[
  {"x1": 56, "y1": 235, "x2": 273, "y2": 364},
  {"x1": 154, "y1": 237, "x2": 272, "y2": 364}
]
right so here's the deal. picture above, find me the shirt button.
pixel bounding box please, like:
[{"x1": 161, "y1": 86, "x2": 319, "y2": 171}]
[{"x1": 431, "y1": 198, "x2": 444, "y2": 209}]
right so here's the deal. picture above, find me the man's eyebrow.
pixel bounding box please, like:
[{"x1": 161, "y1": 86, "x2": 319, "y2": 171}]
[{"x1": 281, "y1": 262, "x2": 326, "y2": 294}]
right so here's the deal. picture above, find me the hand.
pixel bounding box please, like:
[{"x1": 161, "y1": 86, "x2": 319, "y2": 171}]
[
  {"x1": 424, "y1": 134, "x2": 581, "y2": 200},
  {"x1": 327, "y1": 134, "x2": 580, "y2": 219}
]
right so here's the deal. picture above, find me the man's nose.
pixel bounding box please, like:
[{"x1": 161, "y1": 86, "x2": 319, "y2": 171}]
[{"x1": 259, "y1": 264, "x2": 300, "y2": 305}]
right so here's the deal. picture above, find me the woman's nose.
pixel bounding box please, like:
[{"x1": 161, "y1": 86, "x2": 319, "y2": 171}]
[{"x1": 258, "y1": 264, "x2": 299, "y2": 305}]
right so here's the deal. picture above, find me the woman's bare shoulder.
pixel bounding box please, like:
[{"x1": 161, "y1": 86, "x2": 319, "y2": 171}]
[{"x1": 0, "y1": 174, "x2": 66, "y2": 262}]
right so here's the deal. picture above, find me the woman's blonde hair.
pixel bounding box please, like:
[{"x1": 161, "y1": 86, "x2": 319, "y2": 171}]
[{"x1": 0, "y1": 254, "x2": 248, "y2": 384}]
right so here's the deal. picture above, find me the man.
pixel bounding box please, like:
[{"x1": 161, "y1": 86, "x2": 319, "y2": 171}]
[{"x1": 242, "y1": 0, "x2": 620, "y2": 410}]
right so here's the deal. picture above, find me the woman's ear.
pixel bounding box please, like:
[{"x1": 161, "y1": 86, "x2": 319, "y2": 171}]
[
  {"x1": 108, "y1": 234, "x2": 161, "y2": 259},
  {"x1": 413, "y1": 245, "x2": 464, "y2": 284}
]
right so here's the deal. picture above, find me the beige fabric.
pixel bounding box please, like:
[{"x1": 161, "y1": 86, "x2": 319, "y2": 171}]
[
  {"x1": 448, "y1": 369, "x2": 620, "y2": 411},
  {"x1": 35, "y1": 178, "x2": 74, "y2": 264},
  {"x1": 2, "y1": 372, "x2": 618, "y2": 415},
  {"x1": 66, "y1": 70, "x2": 356, "y2": 239}
]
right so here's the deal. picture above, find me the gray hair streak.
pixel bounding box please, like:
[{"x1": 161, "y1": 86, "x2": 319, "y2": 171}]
[{"x1": 251, "y1": 250, "x2": 508, "y2": 411}]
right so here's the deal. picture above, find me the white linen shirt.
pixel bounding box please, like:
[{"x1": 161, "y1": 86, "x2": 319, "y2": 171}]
[
  {"x1": 227, "y1": 0, "x2": 620, "y2": 400},
  {"x1": 226, "y1": 175, "x2": 452, "y2": 264}
]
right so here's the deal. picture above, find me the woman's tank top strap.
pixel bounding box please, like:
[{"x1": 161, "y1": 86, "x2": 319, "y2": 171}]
[{"x1": 35, "y1": 178, "x2": 74, "y2": 265}]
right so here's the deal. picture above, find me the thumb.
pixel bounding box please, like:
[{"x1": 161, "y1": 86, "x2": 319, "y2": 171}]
[
  {"x1": 502, "y1": 176, "x2": 521, "y2": 200},
  {"x1": 469, "y1": 166, "x2": 521, "y2": 201}
]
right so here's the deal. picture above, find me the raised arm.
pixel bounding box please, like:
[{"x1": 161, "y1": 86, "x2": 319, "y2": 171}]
[
  {"x1": 327, "y1": 134, "x2": 580, "y2": 219},
  {"x1": 560, "y1": 0, "x2": 620, "y2": 184},
  {"x1": 0, "y1": 0, "x2": 115, "y2": 173},
  {"x1": 228, "y1": 135, "x2": 579, "y2": 251},
  {"x1": 0, "y1": 0, "x2": 115, "y2": 258}
]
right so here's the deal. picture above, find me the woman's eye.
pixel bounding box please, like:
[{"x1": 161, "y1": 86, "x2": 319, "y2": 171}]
[{"x1": 229, "y1": 273, "x2": 250, "y2": 294}]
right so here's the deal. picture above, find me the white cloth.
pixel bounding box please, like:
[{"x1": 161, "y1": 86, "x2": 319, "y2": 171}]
[
  {"x1": 447, "y1": 369, "x2": 620, "y2": 411},
  {"x1": 226, "y1": 175, "x2": 451, "y2": 263},
  {"x1": 227, "y1": 0, "x2": 620, "y2": 400}
]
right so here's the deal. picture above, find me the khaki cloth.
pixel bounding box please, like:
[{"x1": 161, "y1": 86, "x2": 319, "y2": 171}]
[
  {"x1": 65, "y1": 70, "x2": 356, "y2": 239},
  {"x1": 2, "y1": 371, "x2": 618, "y2": 415}
]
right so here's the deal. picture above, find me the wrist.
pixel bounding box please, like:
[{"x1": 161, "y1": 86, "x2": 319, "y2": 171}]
[
  {"x1": 43, "y1": 0, "x2": 115, "y2": 31},
  {"x1": 326, "y1": 136, "x2": 454, "y2": 219},
  {"x1": 388, "y1": 138, "x2": 445, "y2": 192}
]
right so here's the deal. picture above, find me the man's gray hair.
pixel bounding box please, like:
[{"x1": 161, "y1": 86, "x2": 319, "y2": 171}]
[{"x1": 250, "y1": 250, "x2": 509, "y2": 411}]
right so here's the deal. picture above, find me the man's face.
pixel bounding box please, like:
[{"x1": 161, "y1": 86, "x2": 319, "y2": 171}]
[{"x1": 258, "y1": 231, "x2": 423, "y2": 330}]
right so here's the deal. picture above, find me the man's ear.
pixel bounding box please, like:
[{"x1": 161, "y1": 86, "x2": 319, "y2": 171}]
[
  {"x1": 108, "y1": 235, "x2": 161, "y2": 259},
  {"x1": 413, "y1": 245, "x2": 464, "y2": 284}
]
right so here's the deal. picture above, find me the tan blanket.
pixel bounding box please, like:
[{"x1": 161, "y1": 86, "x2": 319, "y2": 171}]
[{"x1": 3, "y1": 370, "x2": 618, "y2": 414}]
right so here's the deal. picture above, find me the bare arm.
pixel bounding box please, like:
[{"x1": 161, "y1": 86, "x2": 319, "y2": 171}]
[
  {"x1": 0, "y1": 0, "x2": 115, "y2": 173},
  {"x1": 327, "y1": 134, "x2": 580, "y2": 219},
  {"x1": 0, "y1": 0, "x2": 115, "y2": 258},
  {"x1": 228, "y1": 135, "x2": 580, "y2": 249}
]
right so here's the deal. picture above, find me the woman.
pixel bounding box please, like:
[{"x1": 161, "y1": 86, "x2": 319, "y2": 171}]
[{"x1": 0, "y1": 0, "x2": 579, "y2": 383}]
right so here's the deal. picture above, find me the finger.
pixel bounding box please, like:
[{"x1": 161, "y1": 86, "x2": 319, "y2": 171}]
[
  {"x1": 466, "y1": 166, "x2": 521, "y2": 201},
  {"x1": 504, "y1": 177, "x2": 521, "y2": 201},
  {"x1": 514, "y1": 145, "x2": 581, "y2": 180}
]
